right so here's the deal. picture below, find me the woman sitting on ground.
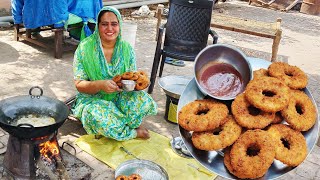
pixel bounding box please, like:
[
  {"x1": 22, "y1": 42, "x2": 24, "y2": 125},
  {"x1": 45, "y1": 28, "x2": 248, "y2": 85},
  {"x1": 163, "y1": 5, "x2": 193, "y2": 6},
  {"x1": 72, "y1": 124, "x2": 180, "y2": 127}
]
[{"x1": 72, "y1": 6, "x2": 157, "y2": 141}]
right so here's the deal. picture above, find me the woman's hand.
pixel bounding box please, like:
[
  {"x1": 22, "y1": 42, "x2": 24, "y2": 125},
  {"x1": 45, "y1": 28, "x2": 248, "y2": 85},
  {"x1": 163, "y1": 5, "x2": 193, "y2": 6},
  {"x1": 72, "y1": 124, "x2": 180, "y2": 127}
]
[
  {"x1": 99, "y1": 80, "x2": 121, "y2": 93},
  {"x1": 74, "y1": 79, "x2": 121, "y2": 94},
  {"x1": 136, "y1": 126, "x2": 150, "y2": 139}
]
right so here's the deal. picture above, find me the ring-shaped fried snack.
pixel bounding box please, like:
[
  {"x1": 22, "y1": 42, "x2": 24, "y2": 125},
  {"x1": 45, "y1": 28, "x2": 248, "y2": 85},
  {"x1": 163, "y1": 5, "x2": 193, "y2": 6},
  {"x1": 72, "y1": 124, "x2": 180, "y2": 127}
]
[
  {"x1": 137, "y1": 70, "x2": 147, "y2": 77},
  {"x1": 281, "y1": 90, "x2": 316, "y2": 131},
  {"x1": 245, "y1": 77, "x2": 290, "y2": 112},
  {"x1": 128, "y1": 174, "x2": 142, "y2": 180},
  {"x1": 122, "y1": 72, "x2": 134, "y2": 80},
  {"x1": 116, "y1": 82, "x2": 123, "y2": 88},
  {"x1": 116, "y1": 175, "x2": 128, "y2": 180},
  {"x1": 135, "y1": 76, "x2": 149, "y2": 90},
  {"x1": 231, "y1": 93, "x2": 275, "y2": 129},
  {"x1": 230, "y1": 130, "x2": 275, "y2": 179},
  {"x1": 224, "y1": 147, "x2": 239, "y2": 177},
  {"x1": 253, "y1": 68, "x2": 269, "y2": 79},
  {"x1": 133, "y1": 71, "x2": 141, "y2": 77},
  {"x1": 192, "y1": 115, "x2": 242, "y2": 151},
  {"x1": 268, "y1": 62, "x2": 308, "y2": 89},
  {"x1": 272, "y1": 111, "x2": 283, "y2": 124},
  {"x1": 178, "y1": 99, "x2": 229, "y2": 132},
  {"x1": 130, "y1": 73, "x2": 140, "y2": 81},
  {"x1": 267, "y1": 124, "x2": 307, "y2": 166},
  {"x1": 112, "y1": 75, "x2": 122, "y2": 83}
]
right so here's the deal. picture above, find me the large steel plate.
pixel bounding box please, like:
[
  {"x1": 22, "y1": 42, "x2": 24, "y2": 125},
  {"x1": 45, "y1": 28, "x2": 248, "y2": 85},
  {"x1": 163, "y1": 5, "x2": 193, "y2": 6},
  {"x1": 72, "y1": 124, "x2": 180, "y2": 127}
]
[
  {"x1": 177, "y1": 57, "x2": 319, "y2": 179},
  {"x1": 170, "y1": 136, "x2": 194, "y2": 158}
]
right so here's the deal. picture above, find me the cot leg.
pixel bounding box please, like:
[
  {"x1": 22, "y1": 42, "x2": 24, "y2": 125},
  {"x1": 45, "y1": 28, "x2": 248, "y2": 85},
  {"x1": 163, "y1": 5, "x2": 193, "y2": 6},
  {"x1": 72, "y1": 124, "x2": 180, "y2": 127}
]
[
  {"x1": 14, "y1": 24, "x2": 20, "y2": 41},
  {"x1": 54, "y1": 28, "x2": 63, "y2": 59},
  {"x1": 26, "y1": 29, "x2": 31, "y2": 39}
]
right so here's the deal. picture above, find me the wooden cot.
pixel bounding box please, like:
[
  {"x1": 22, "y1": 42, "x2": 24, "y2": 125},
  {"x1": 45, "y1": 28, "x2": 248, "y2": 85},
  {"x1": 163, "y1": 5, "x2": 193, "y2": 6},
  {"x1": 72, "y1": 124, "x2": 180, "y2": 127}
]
[
  {"x1": 13, "y1": 24, "x2": 82, "y2": 59},
  {"x1": 210, "y1": 14, "x2": 282, "y2": 62}
]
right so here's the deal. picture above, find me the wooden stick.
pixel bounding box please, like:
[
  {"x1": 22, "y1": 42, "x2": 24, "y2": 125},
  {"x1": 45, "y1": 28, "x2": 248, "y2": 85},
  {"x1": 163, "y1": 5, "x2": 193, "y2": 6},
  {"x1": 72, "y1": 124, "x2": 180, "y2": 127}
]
[
  {"x1": 56, "y1": 156, "x2": 70, "y2": 180},
  {"x1": 271, "y1": 29, "x2": 282, "y2": 62},
  {"x1": 267, "y1": 0, "x2": 276, "y2": 5},
  {"x1": 271, "y1": 18, "x2": 282, "y2": 62},
  {"x1": 37, "y1": 158, "x2": 59, "y2": 180},
  {"x1": 285, "y1": 0, "x2": 300, "y2": 11}
]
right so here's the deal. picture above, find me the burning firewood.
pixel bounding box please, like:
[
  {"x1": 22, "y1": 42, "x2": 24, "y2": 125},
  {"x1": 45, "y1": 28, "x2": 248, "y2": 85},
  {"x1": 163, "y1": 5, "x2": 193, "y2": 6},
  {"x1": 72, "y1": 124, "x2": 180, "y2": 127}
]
[
  {"x1": 56, "y1": 155, "x2": 70, "y2": 180},
  {"x1": 39, "y1": 137, "x2": 70, "y2": 180},
  {"x1": 37, "y1": 158, "x2": 59, "y2": 180}
]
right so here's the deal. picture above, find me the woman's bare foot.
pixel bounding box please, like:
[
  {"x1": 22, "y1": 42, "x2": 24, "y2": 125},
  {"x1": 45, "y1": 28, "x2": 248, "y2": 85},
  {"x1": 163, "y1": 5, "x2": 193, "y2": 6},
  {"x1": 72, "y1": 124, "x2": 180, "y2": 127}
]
[{"x1": 136, "y1": 126, "x2": 150, "y2": 139}]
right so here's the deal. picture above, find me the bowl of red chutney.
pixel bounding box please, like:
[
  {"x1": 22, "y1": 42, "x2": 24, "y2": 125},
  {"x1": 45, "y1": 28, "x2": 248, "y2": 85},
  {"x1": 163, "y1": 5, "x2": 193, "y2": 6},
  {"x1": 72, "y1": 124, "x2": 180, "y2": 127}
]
[{"x1": 194, "y1": 44, "x2": 252, "y2": 101}]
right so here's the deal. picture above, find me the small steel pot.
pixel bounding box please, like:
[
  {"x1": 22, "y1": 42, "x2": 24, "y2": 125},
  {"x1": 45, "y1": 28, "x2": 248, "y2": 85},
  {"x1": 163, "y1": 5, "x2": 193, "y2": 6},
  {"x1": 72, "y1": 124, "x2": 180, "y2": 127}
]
[{"x1": 122, "y1": 80, "x2": 136, "y2": 91}]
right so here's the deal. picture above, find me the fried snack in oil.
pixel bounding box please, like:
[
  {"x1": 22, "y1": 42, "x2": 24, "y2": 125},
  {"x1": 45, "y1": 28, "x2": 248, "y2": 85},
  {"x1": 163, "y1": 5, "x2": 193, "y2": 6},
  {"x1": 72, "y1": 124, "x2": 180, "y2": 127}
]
[
  {"x1": 281, "y1": 90, "x2": 316, "y2": 131},
  {"x1": 192, "y1": 115, "x2": 242, "y2": 151},
  {"x1": 245, "y1": 77, "x2": 290, "y2": 112},
  {"x1": 267, "y1": 124, "x2": 307, "y2": 166},
  {"x1": 231, "y1": 93, "x2": 275, "y2": 129},
  {"x1": 178, "y1": 99, "x2": 229, "y2": 132},
  {"x1": 230, "y1": 130, "x2": 275, "y2": 179},
  {"x1": 268, "y1": 62, "x2": 308, "y2": 89}
]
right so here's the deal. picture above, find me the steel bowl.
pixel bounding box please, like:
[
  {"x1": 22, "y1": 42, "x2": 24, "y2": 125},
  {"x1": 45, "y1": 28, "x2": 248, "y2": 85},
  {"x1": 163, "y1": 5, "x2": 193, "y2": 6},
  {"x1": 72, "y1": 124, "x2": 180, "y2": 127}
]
[
  {"x1": 115, "y1": 159, "x2": 169, "y2": 180},
  {"x1": 194, "y1": 44, "x2": 252, "y2": 101},
  {"x1": 121, "y1": 80, "x2": 136, "y2": 91},
  {"x1": 158, "y1": 75, "x2": 193, "y2": 99}
]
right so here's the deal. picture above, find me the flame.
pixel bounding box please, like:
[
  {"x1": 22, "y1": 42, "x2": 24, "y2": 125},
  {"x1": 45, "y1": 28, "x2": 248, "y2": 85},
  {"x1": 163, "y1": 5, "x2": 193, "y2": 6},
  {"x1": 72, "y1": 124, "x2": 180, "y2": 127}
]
[{"x1": 39, "y1": 140, "x2": 59, "y2": 161}]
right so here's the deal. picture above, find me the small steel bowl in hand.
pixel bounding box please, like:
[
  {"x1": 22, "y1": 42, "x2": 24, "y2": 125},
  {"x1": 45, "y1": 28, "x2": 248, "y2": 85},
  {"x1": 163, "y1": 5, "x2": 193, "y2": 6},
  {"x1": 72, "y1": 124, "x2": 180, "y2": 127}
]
[
  {"x1": 194, "y1": 44, "x2": 252, "y2": 101},
  {"x1": 121, "y1": 80, "x2": 136, "y2": 91}
]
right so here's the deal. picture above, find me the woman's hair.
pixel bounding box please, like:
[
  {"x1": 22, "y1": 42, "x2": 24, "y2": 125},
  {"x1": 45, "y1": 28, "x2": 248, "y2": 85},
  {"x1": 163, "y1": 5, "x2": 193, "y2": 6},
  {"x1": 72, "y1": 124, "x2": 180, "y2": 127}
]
[{"x1": 98, "y1": 10, "x2": 119, "y2": 24}]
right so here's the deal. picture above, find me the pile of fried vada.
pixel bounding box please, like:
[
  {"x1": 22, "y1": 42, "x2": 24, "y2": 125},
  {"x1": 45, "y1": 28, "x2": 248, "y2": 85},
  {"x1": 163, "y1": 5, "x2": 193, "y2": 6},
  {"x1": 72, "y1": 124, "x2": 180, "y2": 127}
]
[
  {"x1": 178, "y1": 62, "x2": 317, "y2": 179},
  {"x1": 112, "y1": 70, "x2": 150, "y2": 91}
]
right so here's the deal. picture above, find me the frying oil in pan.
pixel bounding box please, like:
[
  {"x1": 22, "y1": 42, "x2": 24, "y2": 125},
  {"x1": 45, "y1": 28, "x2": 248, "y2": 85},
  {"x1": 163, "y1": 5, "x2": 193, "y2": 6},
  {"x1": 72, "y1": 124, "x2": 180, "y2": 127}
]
[{"x1": 12, "y1": 114, "x2": 56, "y2": 127}]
